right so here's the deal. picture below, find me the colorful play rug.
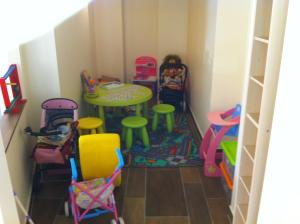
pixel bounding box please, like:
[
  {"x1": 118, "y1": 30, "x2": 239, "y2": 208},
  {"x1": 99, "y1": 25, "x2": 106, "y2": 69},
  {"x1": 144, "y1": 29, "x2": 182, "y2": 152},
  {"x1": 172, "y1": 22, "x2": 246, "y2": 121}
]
[{"x1": 105, "y1": 110, "x2": 203, "y2": 167}]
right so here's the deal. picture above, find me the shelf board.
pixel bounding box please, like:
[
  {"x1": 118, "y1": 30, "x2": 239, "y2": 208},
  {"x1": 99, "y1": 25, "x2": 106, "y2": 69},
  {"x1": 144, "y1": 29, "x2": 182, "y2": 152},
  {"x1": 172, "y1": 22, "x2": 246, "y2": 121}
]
[
  {"x1": 237, "y1": 204, "x2": 248, "y2": 223},
  {"x1": 243, "y1": 145, "x2": 256, "y2": 161},
  {"x1": 246, "y1": 113, "x2": 259, "y2": 128},
  {"x1": 250, "y1": 76, "x2": 264, "y2": 87},
  {"x1": 240, "y1": 176, "x2": 252, "y2": 195},
  {"x1": 254, "y1": 36, "x2": 269, "y2": 44}
]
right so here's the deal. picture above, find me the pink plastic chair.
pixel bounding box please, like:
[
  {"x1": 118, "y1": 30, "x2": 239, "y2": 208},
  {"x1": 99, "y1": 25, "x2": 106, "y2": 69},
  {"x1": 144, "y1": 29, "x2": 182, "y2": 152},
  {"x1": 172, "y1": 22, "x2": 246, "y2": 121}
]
[
  {"x1": 199, "y1": 105, "x2": 241, "y2": 177},
  {"x1": 134, "y1": 56, "x2": 157, "y2": 80}
]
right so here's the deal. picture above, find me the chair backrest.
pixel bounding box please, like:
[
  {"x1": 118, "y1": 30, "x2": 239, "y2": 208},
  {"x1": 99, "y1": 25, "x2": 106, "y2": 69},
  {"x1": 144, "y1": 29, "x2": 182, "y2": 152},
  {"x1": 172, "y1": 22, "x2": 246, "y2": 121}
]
[
  {"x1": 40, "y1": 98, "x2": 78, "y2": 128},
  {"x1": 79, "y1": 134, "x2": 121, "y2": 186},
  {"x1": 134, "y1": 56, "x2": 157, "y2": 80},
  {"x1": 159, "y1": 62, "x2": 188, "y2": 90}
]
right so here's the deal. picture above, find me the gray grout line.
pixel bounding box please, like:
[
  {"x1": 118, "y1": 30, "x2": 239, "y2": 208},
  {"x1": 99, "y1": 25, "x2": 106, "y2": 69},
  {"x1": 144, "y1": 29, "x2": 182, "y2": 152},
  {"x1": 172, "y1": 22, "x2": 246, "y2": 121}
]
[
  {"x1": 198, "y1": 168, "x2": 215, "y2": 224},
  {"x1": 144, "y1": 168, "x2": 147, "y2": 224},
  {"x1": 179, "y1": 168, "x2": 191, "y2": 224},
  {"x1": 121, "y1": 167, "x2": 130, "y2": 217}
]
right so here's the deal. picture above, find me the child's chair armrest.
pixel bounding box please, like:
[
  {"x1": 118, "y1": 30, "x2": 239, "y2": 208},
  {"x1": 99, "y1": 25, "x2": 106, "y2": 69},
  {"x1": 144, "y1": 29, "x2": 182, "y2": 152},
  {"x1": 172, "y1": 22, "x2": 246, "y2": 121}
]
[
  {"x1": 208, "y1": 111, "x2": 240, "y2": 126},
  {"x1": 116, "y1": 148, "x2": 124, "y2": 170},
  {"x1": 70, "y1": 158, "x2": 78, "y2": 181}
]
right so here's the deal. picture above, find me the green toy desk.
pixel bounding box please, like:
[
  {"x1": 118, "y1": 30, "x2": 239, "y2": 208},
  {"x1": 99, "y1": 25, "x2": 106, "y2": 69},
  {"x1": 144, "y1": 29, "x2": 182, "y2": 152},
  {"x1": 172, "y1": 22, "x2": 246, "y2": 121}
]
[{"x1": 84, "y1": 84, "x2": 152, "y2": 129}]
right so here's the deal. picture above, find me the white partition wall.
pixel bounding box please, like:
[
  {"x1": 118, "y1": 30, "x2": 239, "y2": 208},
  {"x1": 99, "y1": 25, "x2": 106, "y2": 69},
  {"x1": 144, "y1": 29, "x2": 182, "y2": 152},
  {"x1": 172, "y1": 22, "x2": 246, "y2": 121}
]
[
  {"x1": 55, "y1": 7, "x2": 92, "y2": 114},
  {"x1": 257, "y1": 1, "x2": 300, "y2": 223}
]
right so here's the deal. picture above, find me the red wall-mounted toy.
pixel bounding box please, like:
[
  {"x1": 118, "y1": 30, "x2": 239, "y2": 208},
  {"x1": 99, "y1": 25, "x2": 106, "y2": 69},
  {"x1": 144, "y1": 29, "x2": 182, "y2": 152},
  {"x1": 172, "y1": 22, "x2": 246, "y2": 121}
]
[{"x1": 0, "y1": 64, "x2": 26, "y2": 113}]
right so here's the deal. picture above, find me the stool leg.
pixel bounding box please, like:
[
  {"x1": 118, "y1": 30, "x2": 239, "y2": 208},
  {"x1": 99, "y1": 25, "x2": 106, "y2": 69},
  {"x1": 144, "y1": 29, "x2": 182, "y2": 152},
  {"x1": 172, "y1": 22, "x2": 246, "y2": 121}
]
[
  {"x1": 166, "y1": 113, "x2": 173, "y2": 133},
  {"x1": 141, "y1": 127, "x2": 150, "y2": 148},
  {"x1": 91, "y1": 129, "x2": 96, "y2": 134},
  {"x1": 126, "y1": 128, "x2": 133, "y2": 150},
  {"x1": 143, "y1": 102, "x2": 148, "y2": 118},
  {"x1": 98, "y1": 126, "x2": 104, "y2": 133},
  {"x1": 99, "y1": 106, "x2": 106, "y2": 132},
  {"x1": 171, "y1": 112, "x2": 175, "y2": 127},
  {"x1": 136, "y1": 103, "x2": 142, "y2": 116},
  {"x1": 137, "y1": 128, "x2": 143, "y2": 140},
  {"x1": 115, "y1": 107, "x2": 122, "y2": 117},
  {"x1": 152, "y1": 113, "x2": 160, "y2": 131}
]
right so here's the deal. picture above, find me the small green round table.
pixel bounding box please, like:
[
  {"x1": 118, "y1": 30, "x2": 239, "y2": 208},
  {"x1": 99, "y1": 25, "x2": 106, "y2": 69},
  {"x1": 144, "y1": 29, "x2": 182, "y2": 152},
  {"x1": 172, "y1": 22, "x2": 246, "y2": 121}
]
[{"x1": 84, "y1": 84, "x2": 152, "y2": 130}]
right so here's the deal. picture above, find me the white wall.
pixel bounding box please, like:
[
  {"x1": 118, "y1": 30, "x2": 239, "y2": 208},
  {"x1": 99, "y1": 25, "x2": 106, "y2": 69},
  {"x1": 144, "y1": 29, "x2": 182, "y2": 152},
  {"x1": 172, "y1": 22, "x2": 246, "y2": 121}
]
[
  {"x1": 91, "y1": 0, "x2": 188, "y2": 82},
  {"x1": 210, "y1": 0, "x2": 252, "y2": 111},
  {"x1": 123, "y1": 0, "x2": 158, "y2": 81},
  {"x1": 90, "y1": 0, "x2": 125, "y2": 81},
  {"x1": 157, "y1": 0, "x2": 188, "y2": 63},
  {"x1": 0, "y1": 137, "x2": 20, "y2": 224},
  {"x1": 187, "y1": 0, "x2": 218, "y2": 133},
  {"x1": 20, "y1": 31, "x2": 61, "y2": 129},
  {"x1": 55, "y1": 7, "x2": 92, "y2": 115},
  {"x1": 187, "y1": 0, "x2": 251, "y2": 133},
  {"x1": 258, "y1": 1, "x2": 300, "y2": 223},
  {"x1": 5, "y1": 105, "x2": 35, "y2": 223}
]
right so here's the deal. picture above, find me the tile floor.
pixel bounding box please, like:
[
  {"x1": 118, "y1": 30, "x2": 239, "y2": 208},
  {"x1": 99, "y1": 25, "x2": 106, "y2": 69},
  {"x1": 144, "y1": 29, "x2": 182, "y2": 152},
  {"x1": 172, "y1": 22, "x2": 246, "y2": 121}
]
[{"x1": 30, "y1": 166, "x2": 232, "y2": 224}]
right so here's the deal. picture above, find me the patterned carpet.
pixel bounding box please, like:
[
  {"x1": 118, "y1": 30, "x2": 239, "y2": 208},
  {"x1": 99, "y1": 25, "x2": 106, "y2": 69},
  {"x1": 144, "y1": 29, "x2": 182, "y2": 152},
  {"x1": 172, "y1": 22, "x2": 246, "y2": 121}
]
[{"x1": 106, "y1": 110, "x2": 203, "y2": 167}]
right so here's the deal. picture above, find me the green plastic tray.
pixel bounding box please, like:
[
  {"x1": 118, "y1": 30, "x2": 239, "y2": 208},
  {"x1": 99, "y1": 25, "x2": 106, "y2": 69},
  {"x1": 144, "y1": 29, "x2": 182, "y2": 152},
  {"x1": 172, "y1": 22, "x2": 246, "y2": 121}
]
[{"x1": 220, "y1": 141, "x2": 237, "y2": 166}]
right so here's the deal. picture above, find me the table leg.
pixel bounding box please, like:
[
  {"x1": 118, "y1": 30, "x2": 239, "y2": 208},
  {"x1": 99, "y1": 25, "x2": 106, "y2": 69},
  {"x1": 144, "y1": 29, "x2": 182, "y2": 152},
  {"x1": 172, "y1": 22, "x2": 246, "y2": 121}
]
[
  {"x1": 136, "y1": 104, "x2": 142, "y2": 116},
  {"x1": 115, "y1": 107, "x2": 122, "y2": 117},
  {"x1": 143, "y1": 101, "x2": 148, "y2": 118},
  {"x1": 99, "y1": 106, "x2": 106, "y2": 131}
]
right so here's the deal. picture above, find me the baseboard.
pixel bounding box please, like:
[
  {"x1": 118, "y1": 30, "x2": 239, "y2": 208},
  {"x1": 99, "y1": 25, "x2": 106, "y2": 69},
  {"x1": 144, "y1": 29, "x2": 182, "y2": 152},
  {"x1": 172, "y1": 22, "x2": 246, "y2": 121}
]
[
  {"x1": 188, "y1": 105, "x2": 204, "y2": 138},
  {"x1": 22, "y1": 165, "x2": 35, "y2": 224}
]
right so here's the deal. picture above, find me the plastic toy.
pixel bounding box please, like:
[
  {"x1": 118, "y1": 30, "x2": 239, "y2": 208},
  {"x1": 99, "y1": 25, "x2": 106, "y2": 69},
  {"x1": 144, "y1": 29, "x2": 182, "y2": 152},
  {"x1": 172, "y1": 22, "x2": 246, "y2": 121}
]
[
  {"x1": 134, "y1": 56, "x2": 157, "y2": 81},
  {"x1": 199, "y1": 104, "x2": 241, "y2": 177},
  {"x1": 0, "y1": 64, "x2": 26, "y2": 113},
  {"x1": 68, "y1": 149, "x2": 125, "y2": 224},
  {"x1": 24, "y1": 98, "x2": 79, "y2": 190},
  {"x1": 66, "y1": 136, "x2": 125, "y2": 224},
  {"x1": 159, "y1": 55, "x2": 188, "y2": 112},
  {"x1": 81, "y1": 70, "x2": 99, "y2": 97}
]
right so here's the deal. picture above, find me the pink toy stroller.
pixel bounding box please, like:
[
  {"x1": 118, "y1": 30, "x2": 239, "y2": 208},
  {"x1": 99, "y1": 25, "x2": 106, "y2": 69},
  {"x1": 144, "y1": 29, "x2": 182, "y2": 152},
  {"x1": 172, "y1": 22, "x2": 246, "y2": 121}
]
[
  {"x1": 25, "y1": 98, "x2": 79, "y2": 190},
  {"x1": 67, "y1": 149, "x2": 125, "y2": 224},
  {"x1": 159, "y1": 55, "x2": 188, "y2": 112},
  {"x1": 199, "y1": 104, "x2": 241, "y2": 177}
]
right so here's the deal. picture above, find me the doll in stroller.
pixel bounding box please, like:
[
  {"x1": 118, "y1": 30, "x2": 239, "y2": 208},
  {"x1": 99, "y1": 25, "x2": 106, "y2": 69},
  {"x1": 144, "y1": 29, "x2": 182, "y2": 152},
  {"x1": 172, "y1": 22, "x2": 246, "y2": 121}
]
[
  {"x1": 25, "y1": 98, "x2": 79, "y2": 191},
  {"x1": 159, "y1": 54, "x2": 188, "y2": 112}
]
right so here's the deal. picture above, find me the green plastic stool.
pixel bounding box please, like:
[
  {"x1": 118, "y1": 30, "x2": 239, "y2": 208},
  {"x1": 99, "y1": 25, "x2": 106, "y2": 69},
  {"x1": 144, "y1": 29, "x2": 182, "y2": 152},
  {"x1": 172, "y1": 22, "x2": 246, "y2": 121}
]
[
  {"x1": 121, "y1": 116, "x2": 150, "y2": 150},
  {"x1": 152, "y1": 104, "x2": 175, "y2": 133}
]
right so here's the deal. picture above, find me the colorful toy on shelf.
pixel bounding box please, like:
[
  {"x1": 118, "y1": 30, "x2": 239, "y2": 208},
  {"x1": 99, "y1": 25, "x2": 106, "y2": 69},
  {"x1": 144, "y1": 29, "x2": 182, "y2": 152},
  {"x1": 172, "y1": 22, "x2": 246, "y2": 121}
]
[
  {"x1": 199, "y1": 104, "x2": 241, "y2": 177},
  {"x1": 219, "y1": 141, "x2": 238, "y2": 202},
  {"x1": 0, "y1": 64, "x2": 26, "y2": 113}
]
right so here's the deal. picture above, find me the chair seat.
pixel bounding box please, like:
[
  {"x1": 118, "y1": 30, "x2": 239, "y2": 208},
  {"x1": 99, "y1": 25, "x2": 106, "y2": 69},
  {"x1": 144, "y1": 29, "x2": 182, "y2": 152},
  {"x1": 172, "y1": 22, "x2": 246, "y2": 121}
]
[
  {"x1": 121, "y1": 116, "x2": 148, "y2": 128},
  {"x1": 75, "y1": 177, "x2": 114, "y2": 209},
  {"x1": 78, "y1": 117, "x2": 103, "y2": 129},
  {"x1": 153, "y1": 104, "x2": 175, "y2": 114}
]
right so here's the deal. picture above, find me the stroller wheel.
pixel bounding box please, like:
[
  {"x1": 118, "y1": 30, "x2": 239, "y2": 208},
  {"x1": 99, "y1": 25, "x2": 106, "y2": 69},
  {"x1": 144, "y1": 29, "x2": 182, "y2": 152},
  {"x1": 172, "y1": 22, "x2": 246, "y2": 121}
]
[
  {"x1": 64, "y1": 201, "x2": 70, "y2": 217},
  {"x1": 111, "y1": 217, "x2": 125, "y2": 224}
]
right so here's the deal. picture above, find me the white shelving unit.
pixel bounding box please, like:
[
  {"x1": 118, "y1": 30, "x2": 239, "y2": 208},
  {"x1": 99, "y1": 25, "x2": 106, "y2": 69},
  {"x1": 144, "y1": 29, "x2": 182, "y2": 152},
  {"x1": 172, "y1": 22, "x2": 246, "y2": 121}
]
[{"x1": 232, "y1": 0, "x2": 288, "y2": 223}]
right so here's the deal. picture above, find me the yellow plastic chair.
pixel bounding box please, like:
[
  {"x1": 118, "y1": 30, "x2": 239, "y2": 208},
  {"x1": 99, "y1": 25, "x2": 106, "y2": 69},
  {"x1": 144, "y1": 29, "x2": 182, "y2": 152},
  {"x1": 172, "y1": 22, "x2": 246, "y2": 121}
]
[
  {"x1": 79, "y1": 134, "x2": 121, "y2": 186},
  {"x1": 78, "y1": 117, "x2": 104, "y2": 135}
]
